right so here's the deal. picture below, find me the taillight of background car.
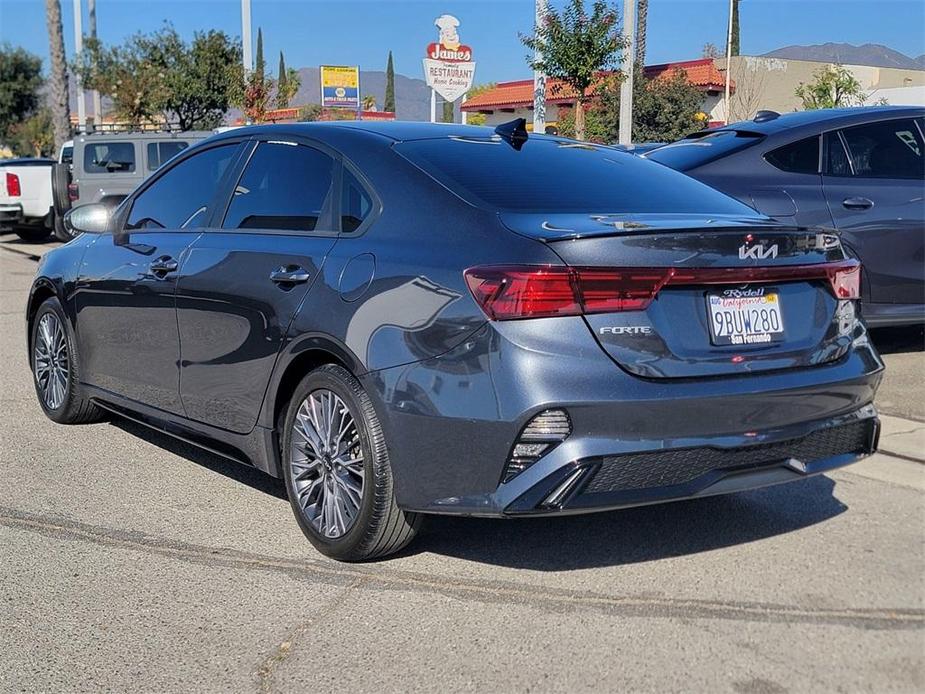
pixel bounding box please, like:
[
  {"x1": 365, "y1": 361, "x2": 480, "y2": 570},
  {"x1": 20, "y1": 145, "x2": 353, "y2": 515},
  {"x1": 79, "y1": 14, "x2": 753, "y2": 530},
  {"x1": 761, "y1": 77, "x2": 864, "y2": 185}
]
[{"x1": 5, "y1": 172, "x2": 21, "y2": 197}]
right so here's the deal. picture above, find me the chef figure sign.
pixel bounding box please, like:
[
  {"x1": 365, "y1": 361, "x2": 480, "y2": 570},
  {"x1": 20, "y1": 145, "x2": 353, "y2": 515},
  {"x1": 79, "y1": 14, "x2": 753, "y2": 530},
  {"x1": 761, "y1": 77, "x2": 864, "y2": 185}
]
[{"x1": 423, "y1": 14, "x2": 476, "y2": 121}]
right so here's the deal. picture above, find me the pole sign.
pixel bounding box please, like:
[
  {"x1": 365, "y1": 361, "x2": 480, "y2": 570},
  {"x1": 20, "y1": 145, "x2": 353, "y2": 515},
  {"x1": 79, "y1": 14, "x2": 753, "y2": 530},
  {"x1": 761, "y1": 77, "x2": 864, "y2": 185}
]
[
  {"x1": 423, "y1": 14, "x2": 476, "y2": 103},
  {"x1": 320, "y1": 65, "x2": 360, "y2": 110}
]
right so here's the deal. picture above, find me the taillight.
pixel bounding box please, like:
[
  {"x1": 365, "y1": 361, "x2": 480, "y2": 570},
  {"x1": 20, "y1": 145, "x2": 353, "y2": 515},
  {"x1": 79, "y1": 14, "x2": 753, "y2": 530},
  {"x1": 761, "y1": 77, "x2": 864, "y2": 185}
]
[
  {"x1": 465, "y1": 260, "x2": 861, "y2": 321},
  {"x1": 5, "y1": 172, "x2": 20, "y2": 197},
  {"x1": 67, "y1": 183, "x2": 79, "y2": 202},
  {"x1": 827, "y1": 262, "x2": 861, "y2": 299}
]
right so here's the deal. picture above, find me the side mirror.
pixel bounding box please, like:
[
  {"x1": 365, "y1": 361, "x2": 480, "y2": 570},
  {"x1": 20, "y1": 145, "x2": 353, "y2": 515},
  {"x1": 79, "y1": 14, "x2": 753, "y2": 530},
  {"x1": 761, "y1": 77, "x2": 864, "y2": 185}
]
[{"x1": 63, "y1": 203, "x2": 112, "y2": 235}]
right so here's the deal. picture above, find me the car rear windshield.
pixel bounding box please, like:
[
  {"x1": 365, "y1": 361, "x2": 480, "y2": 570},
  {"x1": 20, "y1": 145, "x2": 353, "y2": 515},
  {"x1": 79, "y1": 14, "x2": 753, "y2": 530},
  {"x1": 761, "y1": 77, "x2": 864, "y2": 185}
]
[
  {"x1": 394, "y1": 137, "x2": 755, "y2": 215},
  {"x1": 645, "y1": 130, "x2": 765, "y2": 171}
]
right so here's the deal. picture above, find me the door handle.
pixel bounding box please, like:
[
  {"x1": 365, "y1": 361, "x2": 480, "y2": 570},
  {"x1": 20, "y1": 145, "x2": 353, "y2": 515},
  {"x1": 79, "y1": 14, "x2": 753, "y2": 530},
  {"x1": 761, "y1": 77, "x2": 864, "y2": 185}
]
[
  {"x1": 269, "y1": 265, "x2": 311, "y2": 285},
  {"x1": 843, "y1": 196, "x2": 874, "y2": 210},
  {"x1": 149, "y1": 256, "x2": 178, "y2": 276}
]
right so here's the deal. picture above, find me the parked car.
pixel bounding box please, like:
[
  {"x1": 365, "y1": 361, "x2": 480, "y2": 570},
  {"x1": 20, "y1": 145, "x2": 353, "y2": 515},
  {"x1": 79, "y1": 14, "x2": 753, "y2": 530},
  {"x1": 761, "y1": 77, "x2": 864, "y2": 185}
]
[
  {"x1": 51, "y1": 130, "x2": 211, "y2": 241},
  {"x1": 645, "y1": 106, "x2": 925, "y2": 327},
  {"x1": 28, "y1": 121, "x2": 882, "y2": 560},
  {"x1": 0, "y1": 158, "x2": 56, "y2": 241}
]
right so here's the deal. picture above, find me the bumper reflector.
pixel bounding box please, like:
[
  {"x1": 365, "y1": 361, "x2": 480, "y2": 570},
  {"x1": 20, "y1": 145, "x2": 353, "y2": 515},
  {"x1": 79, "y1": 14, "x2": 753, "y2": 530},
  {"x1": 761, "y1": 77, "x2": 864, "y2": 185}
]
[{"x1": 502, "y1": 409, "x2": 572, "y2": 483}]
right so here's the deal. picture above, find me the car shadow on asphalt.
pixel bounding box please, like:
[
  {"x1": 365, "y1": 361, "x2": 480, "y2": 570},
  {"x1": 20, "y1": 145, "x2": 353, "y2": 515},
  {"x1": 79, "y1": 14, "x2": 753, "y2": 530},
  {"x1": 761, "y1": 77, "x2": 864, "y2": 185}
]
[
  {"x1": 111, "y1": 417, "x2": 848, "y2": 570},
  {"x1": 870, "y1": 325, "x2": 924, "y2": 355},
  {"x1": 411, "y1": 477, "x2": 847, "y2": 570}
]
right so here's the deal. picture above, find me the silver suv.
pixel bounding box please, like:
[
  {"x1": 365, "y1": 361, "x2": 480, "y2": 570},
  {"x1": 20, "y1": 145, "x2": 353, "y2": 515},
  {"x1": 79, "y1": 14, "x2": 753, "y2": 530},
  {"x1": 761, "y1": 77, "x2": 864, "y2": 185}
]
[{"x1": 53, "y1": 130, "x2": 211, "y2": 240}]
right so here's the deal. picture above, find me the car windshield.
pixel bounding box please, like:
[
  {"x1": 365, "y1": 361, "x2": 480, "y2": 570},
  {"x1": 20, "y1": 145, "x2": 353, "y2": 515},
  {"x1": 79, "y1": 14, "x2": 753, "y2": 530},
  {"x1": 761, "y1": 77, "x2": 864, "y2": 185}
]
[
  {"x1": 645, "y1": 130, "x2": 765, "y2": 171},
  {"x1": 395, "y1": 136, "x2": 755, "y2": 215}
]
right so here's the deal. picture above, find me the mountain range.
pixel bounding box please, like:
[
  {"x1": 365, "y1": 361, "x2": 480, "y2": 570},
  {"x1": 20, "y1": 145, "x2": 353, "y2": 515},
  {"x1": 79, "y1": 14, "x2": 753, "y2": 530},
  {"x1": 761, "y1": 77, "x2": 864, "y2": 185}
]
[{"x1": 762, "y1": 43, "x2": 925, "y2": 70}]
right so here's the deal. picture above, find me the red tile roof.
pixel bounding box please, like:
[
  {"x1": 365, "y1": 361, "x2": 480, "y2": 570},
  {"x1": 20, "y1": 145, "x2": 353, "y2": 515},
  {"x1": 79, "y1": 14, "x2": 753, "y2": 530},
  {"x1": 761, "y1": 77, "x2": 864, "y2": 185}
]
[{"x1": 462, "y1": 59, "x2": 732, "y2": 111}]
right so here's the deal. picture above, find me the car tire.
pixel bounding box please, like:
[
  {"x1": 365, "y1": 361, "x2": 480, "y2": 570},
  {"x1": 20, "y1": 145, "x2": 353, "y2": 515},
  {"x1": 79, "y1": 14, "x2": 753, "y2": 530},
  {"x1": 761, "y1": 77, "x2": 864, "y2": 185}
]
[
  {"x1": 53, "y1": 211, "x2": 77, "y2": 242},
  {"x1": 282, "y1": 364, "x2": 421, "y2": 561},
  {"x1": 30, "y1": 297, "x2": 104, "y2": 425},
  {"x1": 15, "y1": 225, "x2": 52, "y2": 242}
]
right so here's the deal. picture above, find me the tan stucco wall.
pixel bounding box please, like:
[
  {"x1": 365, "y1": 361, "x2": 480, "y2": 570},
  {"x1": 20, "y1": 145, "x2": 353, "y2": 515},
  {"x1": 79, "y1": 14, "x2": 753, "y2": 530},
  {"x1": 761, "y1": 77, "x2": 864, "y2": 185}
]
[{"x1": 716, "y1": 55, "x2": 925, "y2": 121}]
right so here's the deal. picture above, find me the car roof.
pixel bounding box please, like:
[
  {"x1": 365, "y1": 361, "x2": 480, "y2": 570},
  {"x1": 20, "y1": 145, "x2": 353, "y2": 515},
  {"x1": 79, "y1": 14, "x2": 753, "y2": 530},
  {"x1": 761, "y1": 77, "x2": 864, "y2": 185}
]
[
  {"x1": 712, "y1": 105, "x2": 924, "y2": 137},
  {"x1": 206, "y1": 120, "x2": 504, "y2": 144}
]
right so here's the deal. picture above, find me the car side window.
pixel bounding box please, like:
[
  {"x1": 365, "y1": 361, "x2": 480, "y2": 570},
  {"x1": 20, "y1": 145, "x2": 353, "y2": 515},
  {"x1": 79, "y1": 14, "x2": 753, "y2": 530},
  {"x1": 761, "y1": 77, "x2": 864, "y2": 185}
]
[
  {"x1": 222, "y1": 142, "x2": 335, "y2": 232},
  {"x1": 823, "y1": 132, "x2": 852, "y2": 176},
  {"x1": 341, "y1": 168, "x2": 373, "y2": 233},
  {"x1": 125, "y1": 144, "x2": 237, "y2": 230},
  {"x1": 84, "y1": 142, "x2": 136, "y2": 174},
  {"x1": 147, "y1": 141, "x2": 190, "y2": 171},
  {"x1": 765, "y1": 136, "x2": 819, "y2": 174},
  {"x1": 838, "y1": 119, "x2": 925, "y2": 180}
]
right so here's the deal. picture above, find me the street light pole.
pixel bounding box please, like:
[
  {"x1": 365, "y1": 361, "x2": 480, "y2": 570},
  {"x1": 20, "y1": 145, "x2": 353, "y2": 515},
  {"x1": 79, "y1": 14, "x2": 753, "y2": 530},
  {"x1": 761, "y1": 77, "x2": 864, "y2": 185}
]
[
  {"x1": 241, "y1": 0, "x2": 253, "y2": 75},
  {"x1": 72, "y1": 0, "x2": 85, "y2": 133},
  {"x1": 723, "y1": 0, "x2": 734, "y2": 124},
  {"x1": 88, "y1": 0, "x2": 101, "y2": 129},
  {"x1": 532, "y1": 0, "x2": 547, "y2": 134},
  {"x1": 618, "y1": 0, "x2": 635, "y2": 145}
]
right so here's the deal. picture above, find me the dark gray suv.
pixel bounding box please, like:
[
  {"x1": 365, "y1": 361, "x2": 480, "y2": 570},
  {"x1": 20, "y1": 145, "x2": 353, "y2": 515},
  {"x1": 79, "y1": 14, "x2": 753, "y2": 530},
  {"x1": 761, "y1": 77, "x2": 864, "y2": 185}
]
[
  {"x1": 646, "y1": 106, "x2": 925, "y2": 327},
  {"x1": 27, "y1": 121, "x2": 882, "y2": 560}
]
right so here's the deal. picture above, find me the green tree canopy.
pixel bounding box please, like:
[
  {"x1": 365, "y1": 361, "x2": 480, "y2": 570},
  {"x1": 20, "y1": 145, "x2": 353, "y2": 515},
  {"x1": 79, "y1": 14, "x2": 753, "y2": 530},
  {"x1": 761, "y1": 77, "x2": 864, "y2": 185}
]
[
  {"x1": 557, "y1": 70, "x2": 707, "y2": 143},
  {"x1": 795, "y1": 64, "x2": 867, "y2": 110},
  {"x1": 75, "y1": 25, "x2": 240, "y2": 130},
  {"x1": 0, "y1": 44, "x2": 44, "y2": 143},
  {"x1": 521, "y1": 0, "x2": 626, "y2": 140},
  {"x1": 9, "y1": 108, "x2": 54, "y2": 156}
]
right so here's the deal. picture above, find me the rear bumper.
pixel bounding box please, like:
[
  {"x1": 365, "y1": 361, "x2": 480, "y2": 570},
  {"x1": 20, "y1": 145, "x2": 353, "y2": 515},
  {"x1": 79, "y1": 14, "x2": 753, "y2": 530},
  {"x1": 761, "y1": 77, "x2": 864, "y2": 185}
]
[
  {"x1": 0, "y1": 204, "x2": 23, "y2": 226},
  {"x1": 365, "y1": 316, "x2": 884, "y2": 515}
]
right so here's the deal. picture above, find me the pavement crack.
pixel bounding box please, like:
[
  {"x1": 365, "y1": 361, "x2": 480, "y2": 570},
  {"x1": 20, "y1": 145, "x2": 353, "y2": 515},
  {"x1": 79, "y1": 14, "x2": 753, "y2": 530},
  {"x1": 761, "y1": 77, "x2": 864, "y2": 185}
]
[
  {"x1": 254, "y1": 576, "x2": 370, "y2": 694},
  {"x1": 3, "y1": 506, "x2": 923, "y2": 632}
]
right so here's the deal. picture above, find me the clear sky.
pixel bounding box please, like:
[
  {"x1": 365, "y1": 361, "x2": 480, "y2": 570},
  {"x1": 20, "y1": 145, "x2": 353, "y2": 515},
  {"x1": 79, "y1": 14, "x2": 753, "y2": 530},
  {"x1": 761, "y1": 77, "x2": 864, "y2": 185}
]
[{"x1": 2, "y1": 0, "x2": 923, "y2": 85}]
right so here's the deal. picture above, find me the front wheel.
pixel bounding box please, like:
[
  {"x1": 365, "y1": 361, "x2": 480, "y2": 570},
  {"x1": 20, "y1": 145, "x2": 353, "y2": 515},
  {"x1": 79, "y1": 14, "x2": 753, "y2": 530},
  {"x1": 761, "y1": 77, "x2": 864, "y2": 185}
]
[
  {"x1": 282, "y1": 364, "x2": 421, "y2": 561},
  {"x1": 30, "y1": 297, "x2": 104, "y2": 424}
]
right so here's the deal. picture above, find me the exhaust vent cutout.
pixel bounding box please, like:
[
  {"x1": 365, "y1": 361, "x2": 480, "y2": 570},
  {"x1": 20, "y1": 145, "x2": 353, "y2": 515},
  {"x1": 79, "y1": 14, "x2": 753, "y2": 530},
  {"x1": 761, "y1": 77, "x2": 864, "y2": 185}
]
[{"x1": 502, "y1": 409, "x2": 571, "y2": 483}]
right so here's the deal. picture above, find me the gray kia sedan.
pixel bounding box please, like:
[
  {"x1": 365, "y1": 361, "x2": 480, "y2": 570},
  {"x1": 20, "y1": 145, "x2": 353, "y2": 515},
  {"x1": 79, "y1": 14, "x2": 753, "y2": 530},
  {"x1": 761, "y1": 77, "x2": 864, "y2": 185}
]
[
  {"x1": 28, "y1": 120, "x2": 882, "y2": 560},
  {"x1": 645, "y1": 106, "x2": 925, "y2": 327}
]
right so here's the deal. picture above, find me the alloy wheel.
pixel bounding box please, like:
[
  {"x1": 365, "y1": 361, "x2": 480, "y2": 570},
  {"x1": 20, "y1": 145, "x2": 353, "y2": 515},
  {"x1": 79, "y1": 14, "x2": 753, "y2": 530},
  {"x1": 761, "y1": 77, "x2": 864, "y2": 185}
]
[
  {"x1": 289, "y1": 389, "x2": 365, "y2": 539},
  {"x1": 34, "y1": 312, "x2": 69, "y2": 410}
]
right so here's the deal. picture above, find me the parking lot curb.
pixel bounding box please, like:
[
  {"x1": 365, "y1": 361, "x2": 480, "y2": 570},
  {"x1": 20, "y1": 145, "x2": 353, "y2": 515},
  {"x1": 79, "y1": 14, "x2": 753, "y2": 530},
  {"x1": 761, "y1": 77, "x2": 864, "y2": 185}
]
[{"x1": 878, "y1": 414, "x2": 925, "y2": 464}]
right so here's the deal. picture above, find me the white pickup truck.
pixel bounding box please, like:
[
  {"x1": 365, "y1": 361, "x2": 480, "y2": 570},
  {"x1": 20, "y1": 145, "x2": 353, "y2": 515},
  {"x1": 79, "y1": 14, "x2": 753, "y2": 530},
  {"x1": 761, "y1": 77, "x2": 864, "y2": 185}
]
[{"x1": 0, "y1": 158, "x2": 56, "y2": 241}]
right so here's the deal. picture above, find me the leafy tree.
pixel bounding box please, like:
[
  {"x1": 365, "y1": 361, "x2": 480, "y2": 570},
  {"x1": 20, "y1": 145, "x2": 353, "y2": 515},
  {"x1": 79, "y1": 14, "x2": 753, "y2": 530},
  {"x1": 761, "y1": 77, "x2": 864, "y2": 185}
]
[
  {"x1": 521, "y1": 0, "x2": 626, "y2": 141},
  {"x1": 362, "y1": 94, "x2": 377, "y2": 111},
  {"x1": 255, "y1": 28, "x2": 265, "y2": 83},
  {"x1": 557, "y1": 70, "x2": 706, "y2": 143},
  {"x1": 45, "y1": 0, "x2": 70, "y2": 148},
  {"x1": 384, "y1": 51, "x2": 395, "y2": 113},
  {"x1": 442, "y1": 99, "x2": 453, "y2": 123},
  {"x1": 76, "y1": 26, "x2": 240, "y2": 130},
  {"x1": 635, "y1": 0, "x2": 648, "y2": 66},
  {"x1": 276, "y1": 53, "x2": 300, "y2": 109},
  {"x1": 10, "y1": 108, "x2": 54, "y2": 156},
  {"x1": 0, "y1": 45, "x2": 44, "y2": 143},
  {"x1": 298, "y1": 103, "x2": 323, "y2": 122},
  {"x1": 795, "y1": 64, "x2": 866, "y2": 110},
  {"x1": 464, "y1": 82, "x2": 496, "y2": 126}
]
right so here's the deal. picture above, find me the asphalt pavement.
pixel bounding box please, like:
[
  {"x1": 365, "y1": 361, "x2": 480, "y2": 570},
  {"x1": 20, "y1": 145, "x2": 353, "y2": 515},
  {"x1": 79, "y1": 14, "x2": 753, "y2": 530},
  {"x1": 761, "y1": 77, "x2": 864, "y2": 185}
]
[{"x1": 1, "y1": 236, "x2": 923, "y2": 693}]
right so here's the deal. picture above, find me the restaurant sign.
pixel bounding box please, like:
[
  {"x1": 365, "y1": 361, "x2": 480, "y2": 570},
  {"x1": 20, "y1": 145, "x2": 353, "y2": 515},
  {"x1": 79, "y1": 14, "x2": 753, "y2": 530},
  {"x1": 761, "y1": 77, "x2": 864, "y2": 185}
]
[{"x1": 422, "y1": 14, "x2": 476, "y2": 103}]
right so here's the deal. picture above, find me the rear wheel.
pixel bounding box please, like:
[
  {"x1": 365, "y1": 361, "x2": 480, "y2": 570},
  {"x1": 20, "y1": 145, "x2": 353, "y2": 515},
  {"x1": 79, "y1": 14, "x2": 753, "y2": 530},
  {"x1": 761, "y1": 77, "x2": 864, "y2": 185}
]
[
  {"x1": 30, "y1": 297, "x2": 104, "y2": 424},
  {"x1": 282, "y1": 364, "x2": 420, "y2": 561}
]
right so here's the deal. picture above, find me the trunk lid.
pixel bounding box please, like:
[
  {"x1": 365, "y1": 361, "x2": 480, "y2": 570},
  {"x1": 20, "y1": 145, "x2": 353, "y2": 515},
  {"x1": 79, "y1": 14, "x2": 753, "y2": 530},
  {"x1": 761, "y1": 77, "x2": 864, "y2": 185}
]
[{"x1": 500, "y1": 212, "x2": 860, "y2": 379}]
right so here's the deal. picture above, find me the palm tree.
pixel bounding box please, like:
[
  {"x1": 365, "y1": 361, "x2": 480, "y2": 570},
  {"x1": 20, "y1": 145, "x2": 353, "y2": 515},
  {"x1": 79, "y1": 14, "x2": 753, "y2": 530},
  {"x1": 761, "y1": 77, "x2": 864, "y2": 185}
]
[
  {"x1": 635, "y1": 0, "x2": 648, "y2": 66},
  {"x1": 45, "y1": 0, "x2": 70, "y2": 148},
  {"x1": 361, "y1": 94, "x2": 377, "y2": 111}
]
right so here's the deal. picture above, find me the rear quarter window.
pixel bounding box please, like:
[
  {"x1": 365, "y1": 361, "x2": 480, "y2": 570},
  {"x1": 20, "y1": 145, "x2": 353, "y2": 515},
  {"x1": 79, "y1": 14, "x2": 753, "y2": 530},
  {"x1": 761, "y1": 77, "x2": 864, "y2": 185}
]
[
  {"x1": 395, "y1": 136, "x2": 755, "y2": 215},
  {"x1": 764, "y1": 136, "x2": 820, "y2": 174},
  {"x1": 83, "y1": 142, "x2": 136, "y2": 174}
]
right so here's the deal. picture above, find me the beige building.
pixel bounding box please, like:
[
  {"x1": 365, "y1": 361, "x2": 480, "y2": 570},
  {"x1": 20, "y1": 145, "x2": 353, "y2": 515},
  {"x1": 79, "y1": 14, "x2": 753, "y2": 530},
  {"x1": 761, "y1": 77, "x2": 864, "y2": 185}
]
[{"x1": 718, "y1": 55, "x2": 925, "y2": 122}]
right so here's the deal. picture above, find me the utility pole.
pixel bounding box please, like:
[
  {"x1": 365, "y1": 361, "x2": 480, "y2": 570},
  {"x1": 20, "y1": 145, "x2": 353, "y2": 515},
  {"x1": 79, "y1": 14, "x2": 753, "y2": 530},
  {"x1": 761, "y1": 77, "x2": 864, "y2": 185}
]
[
  {"x1": 532, "y1": 0, "x2": 547, "y2": 134},
  {"x1": 241, "y1": 0, "x2": 253, "y2": 75},
  {"x1": 88, "y1": 0, "x2": 100, "y2": 129},
  {"x1": 723, "y1": 0, "x2": 734, "y2": 124},
  {"x1": 618, "y1": 0, "x2": 636, "y2": 145},
  {"x1": 72, "y1": 0, "x2": 85, "y2": 132}
]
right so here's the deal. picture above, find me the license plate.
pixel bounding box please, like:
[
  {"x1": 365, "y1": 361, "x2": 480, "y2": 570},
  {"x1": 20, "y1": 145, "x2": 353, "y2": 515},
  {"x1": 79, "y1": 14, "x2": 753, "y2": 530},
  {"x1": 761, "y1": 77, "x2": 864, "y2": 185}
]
[{"x1": 707, "y1": 289, "x2": 785, "y2": 346}]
